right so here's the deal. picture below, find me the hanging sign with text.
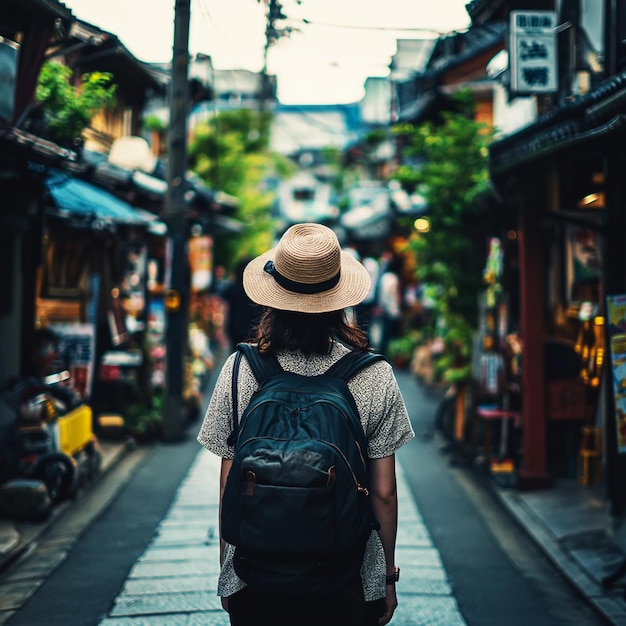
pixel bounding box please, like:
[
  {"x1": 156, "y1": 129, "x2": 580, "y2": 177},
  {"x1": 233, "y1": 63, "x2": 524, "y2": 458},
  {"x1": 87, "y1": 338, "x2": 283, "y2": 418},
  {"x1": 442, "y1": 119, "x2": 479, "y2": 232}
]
[{"x1": 509, "y1": 11, "x2": 558, "y2": 95}]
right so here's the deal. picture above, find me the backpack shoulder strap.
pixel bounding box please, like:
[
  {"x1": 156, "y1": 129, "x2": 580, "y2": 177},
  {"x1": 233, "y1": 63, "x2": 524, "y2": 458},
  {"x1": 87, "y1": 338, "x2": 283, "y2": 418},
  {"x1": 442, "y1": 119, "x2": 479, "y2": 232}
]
[
  {"x1": 236, "y1": 342, "x2": 283, "y2": 383},
  {"x1": 227, "y1": 343, "x2": 283, "y2": 446},
  {"x1": 325, "y1": 350, "x2": 387, "y2": 382},
  {"x1": 227, "y1": 348, "x2": 244, "y2": 447}
]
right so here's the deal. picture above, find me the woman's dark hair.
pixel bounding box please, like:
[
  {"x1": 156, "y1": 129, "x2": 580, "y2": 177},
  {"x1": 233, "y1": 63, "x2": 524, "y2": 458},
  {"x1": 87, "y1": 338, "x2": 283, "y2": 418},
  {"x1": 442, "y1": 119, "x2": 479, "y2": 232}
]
[{"x1": 255, "y1": 308, "x2": 370, "y2": 355}]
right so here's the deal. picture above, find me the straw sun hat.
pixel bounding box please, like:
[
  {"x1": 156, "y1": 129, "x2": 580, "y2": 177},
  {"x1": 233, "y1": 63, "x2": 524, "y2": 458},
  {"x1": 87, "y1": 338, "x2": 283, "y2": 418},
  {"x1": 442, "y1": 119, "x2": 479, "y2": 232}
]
[{"x1": 243, "y1": 223, "x2": 371, "y2": 313}]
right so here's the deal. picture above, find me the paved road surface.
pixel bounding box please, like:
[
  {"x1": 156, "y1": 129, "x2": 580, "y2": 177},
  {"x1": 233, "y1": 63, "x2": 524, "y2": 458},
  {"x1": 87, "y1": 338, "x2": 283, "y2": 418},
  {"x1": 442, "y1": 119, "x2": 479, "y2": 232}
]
[{"x1": 1, "y1": 368, "x2": 604, "y2": 625}]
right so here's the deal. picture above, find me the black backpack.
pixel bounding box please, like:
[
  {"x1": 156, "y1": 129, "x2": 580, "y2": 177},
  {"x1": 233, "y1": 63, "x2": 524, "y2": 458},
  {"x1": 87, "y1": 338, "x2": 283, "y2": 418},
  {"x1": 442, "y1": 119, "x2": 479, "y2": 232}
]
[{"x1": 221, "y1": 342, "x2": 385, "y2": 598}]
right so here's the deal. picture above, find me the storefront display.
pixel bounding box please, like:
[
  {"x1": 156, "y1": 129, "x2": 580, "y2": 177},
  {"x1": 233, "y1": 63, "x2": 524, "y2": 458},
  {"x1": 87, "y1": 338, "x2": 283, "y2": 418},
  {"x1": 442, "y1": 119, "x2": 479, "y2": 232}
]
[
  {"x1": 542, "y1": 301, "x2": 600, "y2": 479},
  {"x1": 119, "y1": 242, "x2": 148, "y2": 332}
]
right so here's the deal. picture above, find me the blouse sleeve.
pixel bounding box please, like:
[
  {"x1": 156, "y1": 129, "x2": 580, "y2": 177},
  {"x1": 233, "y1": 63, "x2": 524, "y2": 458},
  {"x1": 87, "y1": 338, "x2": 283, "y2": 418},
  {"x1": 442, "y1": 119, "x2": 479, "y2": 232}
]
[
  {"x1": 197, "y1": 353, "x2": 237, "y2": 459},
  {"x1": 350, "y1": 361, "x2": 414, "y2": 459}
]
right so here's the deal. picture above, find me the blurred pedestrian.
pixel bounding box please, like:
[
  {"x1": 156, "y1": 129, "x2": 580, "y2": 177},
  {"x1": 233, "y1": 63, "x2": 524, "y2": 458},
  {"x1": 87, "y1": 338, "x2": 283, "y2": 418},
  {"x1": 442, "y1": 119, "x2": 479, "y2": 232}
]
[
  {"x1": 354, "y1": 256, "x2": 380, "y2": 333},
  {"x1": 198, "y1": 223, "x2": 414, "y2": 626},
  {"x1": 220, "y1": 259, "x2": 263, "y2": 352},
  {"x1": 371, "y1": 254, "x2": 404, "y2": 357}
]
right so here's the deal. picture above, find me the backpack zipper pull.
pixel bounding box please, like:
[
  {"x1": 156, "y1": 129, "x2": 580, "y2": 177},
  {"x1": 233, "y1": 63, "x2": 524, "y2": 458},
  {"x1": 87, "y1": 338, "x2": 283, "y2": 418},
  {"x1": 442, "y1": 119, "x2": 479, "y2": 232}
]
[
  {"x1": 246, "y1": 471, "x2": 256, "y2": 496},
  {"x1": 327, "y1": 466, "x2": 336, "y2": 487}
]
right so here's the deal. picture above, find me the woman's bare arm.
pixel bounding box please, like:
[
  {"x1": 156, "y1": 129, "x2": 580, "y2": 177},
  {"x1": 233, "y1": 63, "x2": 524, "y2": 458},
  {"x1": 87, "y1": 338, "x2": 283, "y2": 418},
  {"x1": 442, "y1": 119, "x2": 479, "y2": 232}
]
[
  {"x1": 369, "y1": 454, "x2": 399, "y2": 625},
  {"x1": 219, "y1": 458, "x2": 233, "y2": 566}
]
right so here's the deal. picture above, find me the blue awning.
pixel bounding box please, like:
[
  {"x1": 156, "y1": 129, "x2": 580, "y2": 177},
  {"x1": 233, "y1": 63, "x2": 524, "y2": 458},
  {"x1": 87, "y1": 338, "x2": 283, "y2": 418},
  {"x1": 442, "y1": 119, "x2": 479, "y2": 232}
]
[{"x1": 45, "y1": 170, "x2": 161, "y2": 230}]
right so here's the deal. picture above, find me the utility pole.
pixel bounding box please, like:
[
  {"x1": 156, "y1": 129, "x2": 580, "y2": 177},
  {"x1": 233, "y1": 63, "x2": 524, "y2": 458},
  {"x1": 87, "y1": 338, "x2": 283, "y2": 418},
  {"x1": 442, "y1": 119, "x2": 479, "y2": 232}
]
[
  {"x1": 162, "y1": 0, "x2": 191, "y2": 441},
  {"x1": 258, "y1": 0, "x2": 289, "y2": 113}
]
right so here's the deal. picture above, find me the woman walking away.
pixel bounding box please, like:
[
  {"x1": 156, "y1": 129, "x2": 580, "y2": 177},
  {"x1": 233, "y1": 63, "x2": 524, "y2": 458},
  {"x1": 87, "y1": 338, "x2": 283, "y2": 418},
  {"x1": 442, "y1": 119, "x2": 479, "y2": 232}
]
[{"x1": 198, "y1": 223, "x2": 414, "y2": 626}]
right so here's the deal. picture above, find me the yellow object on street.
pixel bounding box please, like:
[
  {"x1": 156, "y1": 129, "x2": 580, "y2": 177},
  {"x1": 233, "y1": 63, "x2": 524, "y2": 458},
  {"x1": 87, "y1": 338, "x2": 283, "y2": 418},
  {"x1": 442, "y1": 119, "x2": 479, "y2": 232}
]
[{"x1": 57, "y1": 404, "x2": 93, "y2": 456}]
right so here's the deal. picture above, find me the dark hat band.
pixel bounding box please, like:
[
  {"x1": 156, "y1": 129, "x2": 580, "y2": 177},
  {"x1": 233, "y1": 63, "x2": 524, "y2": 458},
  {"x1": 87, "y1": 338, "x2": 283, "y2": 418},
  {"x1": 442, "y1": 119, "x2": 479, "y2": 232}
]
[{"x1": 264, "y1": 260, "x2": 341, "y2": 295}]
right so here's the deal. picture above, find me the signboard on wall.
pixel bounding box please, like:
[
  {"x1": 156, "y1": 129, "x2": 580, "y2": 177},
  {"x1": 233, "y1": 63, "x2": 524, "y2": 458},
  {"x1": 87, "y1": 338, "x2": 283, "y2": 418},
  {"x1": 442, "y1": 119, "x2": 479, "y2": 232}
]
[
  {"x1": 509, "y1": 10, "x2": 558, "y2": 95},
  {"x1": 48, "y1": 323, "x2": 96, "y2": 401},
  {"x1": 189, "y1": 236, "x2": 213, "y2": 292},
  {"x1": 606, "y1": 294, "x2": 626, "y2": 454}
]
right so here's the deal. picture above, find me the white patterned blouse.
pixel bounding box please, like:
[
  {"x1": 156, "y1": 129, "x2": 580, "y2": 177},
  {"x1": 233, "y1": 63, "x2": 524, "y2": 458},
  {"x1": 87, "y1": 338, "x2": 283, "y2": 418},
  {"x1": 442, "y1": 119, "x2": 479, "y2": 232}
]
[{"x1": 197, "y1": 340, "x2": 414, "y2": 601}]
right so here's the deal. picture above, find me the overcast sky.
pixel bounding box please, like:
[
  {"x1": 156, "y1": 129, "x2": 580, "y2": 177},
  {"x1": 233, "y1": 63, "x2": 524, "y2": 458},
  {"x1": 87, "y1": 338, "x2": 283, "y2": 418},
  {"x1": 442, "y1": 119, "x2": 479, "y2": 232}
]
[{"x1": 66, "y1": 0, "x2": 471, "y2": 104}]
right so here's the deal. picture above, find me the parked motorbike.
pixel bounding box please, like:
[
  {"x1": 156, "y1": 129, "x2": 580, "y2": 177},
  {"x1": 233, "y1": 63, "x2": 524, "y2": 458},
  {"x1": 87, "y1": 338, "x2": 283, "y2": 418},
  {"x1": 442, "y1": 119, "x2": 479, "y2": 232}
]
[{"x1": 0, "y1": 370, "x2": 101, "y2": 516}]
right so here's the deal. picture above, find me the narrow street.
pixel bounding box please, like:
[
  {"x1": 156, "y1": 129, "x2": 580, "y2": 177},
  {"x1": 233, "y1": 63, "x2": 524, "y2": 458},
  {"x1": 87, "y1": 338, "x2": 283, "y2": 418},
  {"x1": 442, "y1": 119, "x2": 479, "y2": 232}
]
[
  {"x1": 0, "y1": 365, "x2": 604, "y2": 626},
  {"x1": 4, "y1": 2, "x2": 626, "y2": 625}
]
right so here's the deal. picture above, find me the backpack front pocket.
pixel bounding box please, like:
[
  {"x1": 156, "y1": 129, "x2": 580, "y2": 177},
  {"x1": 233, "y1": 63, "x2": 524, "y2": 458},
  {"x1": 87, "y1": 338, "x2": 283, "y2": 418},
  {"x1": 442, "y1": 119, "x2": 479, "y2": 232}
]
[{"x1": 239, "y1": 482, "x2": 338, "y2": 557}]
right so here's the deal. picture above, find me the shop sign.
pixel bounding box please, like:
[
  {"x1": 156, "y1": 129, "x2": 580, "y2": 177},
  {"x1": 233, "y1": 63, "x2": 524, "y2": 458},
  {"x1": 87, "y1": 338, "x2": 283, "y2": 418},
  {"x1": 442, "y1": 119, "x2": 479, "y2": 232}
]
[
  {"x1": 147, "y1": 297, "x2": 165, "y2": 388},
  {"x1": 189, "y1": 236, "x2": 213, "y2": 292},
  {"x1": 509, "y1": 10, "x2": 558, "y2": 95},
  {"x1": 606, "y1": 294, "x2": 626, "y2": 453}
]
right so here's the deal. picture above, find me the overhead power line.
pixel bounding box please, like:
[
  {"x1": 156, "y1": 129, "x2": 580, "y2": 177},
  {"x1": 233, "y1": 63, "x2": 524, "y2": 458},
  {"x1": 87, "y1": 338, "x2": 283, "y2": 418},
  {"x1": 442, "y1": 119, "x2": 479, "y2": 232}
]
[{"x1": 298, "y1": 17, "x2": 466, "y2": 36}]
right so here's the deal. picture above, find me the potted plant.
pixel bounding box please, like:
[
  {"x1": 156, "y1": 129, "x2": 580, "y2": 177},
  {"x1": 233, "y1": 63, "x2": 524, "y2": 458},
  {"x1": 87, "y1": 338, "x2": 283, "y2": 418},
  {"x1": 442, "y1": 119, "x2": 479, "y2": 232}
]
[
  {"x1": 387, "y1": 330, "x2": 423, "y2": 369},
  {"x1": 124, "y1": 394, "x2": 163, "y2": 442},
  {"x1": 143, "y1": 114, "x2": 166, "y2": 155}
]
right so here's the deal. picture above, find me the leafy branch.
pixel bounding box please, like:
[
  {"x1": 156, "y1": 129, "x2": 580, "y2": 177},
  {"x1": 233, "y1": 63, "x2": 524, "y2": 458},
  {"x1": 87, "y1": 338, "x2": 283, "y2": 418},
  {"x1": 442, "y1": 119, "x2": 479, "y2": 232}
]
[
  {"x1": 35, "y1": 61, "x2": 117, "y2": 146},
  {"x1": 393, "y1": 91, "x2": 494, "y2": 381}
]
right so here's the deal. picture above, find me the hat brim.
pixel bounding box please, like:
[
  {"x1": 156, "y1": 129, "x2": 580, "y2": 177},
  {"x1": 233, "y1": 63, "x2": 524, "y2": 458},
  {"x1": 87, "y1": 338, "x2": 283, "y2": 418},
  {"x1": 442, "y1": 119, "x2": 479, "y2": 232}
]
[{"x1": 243, "y1": 248, "x2": 372, "y2": 314}]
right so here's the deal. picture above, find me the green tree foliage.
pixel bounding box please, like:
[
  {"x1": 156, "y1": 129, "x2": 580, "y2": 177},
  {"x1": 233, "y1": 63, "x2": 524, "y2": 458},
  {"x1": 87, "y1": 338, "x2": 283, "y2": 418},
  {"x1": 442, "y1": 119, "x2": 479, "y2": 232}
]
[
  {"x1": 143, "y1": 114, "x2": 166, "y2": 133},
  {"x1": 393, "y1": 91, "x2": 493, "y2": 381},
  {"x1": 35, "y1": 61, "x2": 117, "y2": 145},
  {"x1": 188, "y1": 108, "x2": 294, "y2": 268}
]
